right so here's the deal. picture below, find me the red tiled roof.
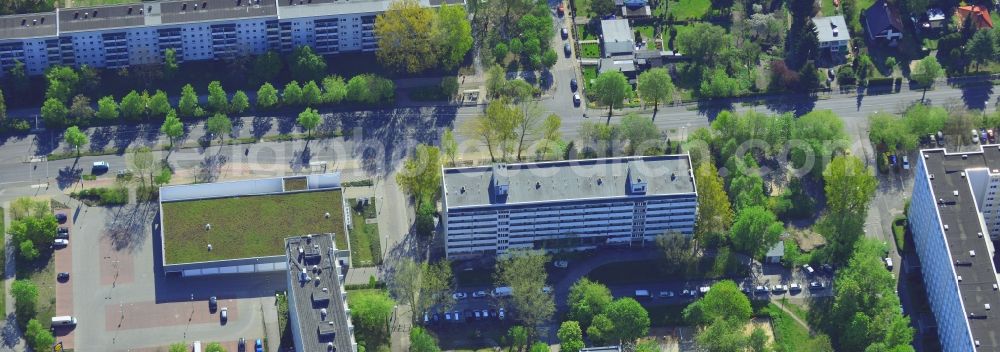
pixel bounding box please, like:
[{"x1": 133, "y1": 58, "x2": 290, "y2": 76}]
[{"x1": 957, "y1": 5, "x2": 994, "y2": 29}]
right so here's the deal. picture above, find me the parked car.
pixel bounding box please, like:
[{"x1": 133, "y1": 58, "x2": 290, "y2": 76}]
[
  {"x1": 570, "y1": 78, "x2": 578, "y2": 92},
  {"x1": 573, "y1": 93, "x2": 581, "y2": 106},
  {"x1": 564, "y1": 43, "x2": 572, "y2": 56},
  {"x1": 820, "y1": 264, "x2": 834, "y2": 274},
  {"x1": 92, "y1": 161, "x2": 110, "y2": 173},
  {"x1": 698, "y1": 286, "x2": 711, "y2": 296},
  {"x1": 801, "y1": 264, "x2": 814, "y2": 276},
  {"x1": 755, "y1": 286, "x2": 768, "y2": 295},
  {"x1": 989, "y1": 129, "x2": 995, "y2": 143},
  {"x1": 499, "y1": 308, "x2": 506, "y2": 320},
  {"x1": 885, "y1": 257, "x2": 894, "y2": 271},
  {"x1": 542, "y1": 286, "x2": 552, "y2": 294},
  {"x1": 557, "y1": 3, "x2": 565, "y2": 15},
  {"x1": 902, "y1": 156, "x2": 910, "y2": 170},
  {"x1": 561, "y1": 26, "x2": 568, "y2": 39},
  {"x1": 490, "y1": 309, "x2": 498, "y2": 319},
  {"x1": 554, "y1": 260, "x2": 569, "y2": 268},
  {"x1": 474, "y1": 310, "x2": 482, "y2": 320},
  {"x1": 220, "y1": 307, "x2": 228, "y2": 323},
  {"x1": 809, "y1": 281, "x2": 826, "y2": 290},
  {"x1": 53, "y1": 239, "x2": 68, "y2": 247},
  {"x1": 472, "y1": 290, "x2": 488, "y2": 298},
  {"x1": 432, "y1": 313, "x2": 440, "y2": 323},
  {"x1": 453, "y1": 292, "x2": 467, "y2": 300},
  {"x1": 741, "y1": 286, "x2": 751, "y2": 294},
  {"x1": 57, "y1": 272, "x2": 70, "y2": 281},
  {"x1": 209, "y1": 296, "x2": 218, "y2": 311},
  {"x1": 55, "y1": 213, "x2": 67, "y2": 224},
  {"x1": 973, "y1": 129, "x2": 980, "y2": 143},
  {"x1": 423, "y1": 312, "x2": 430, "y2": 324},
  {"x1": 659, "y1": 290, "x2": 675, "y2": 298},
  {"x1": 789, "y1": 283, "x2": 802, "y2": 293},
  {"x1": 56, "y1": 227, "x2": 69, "y2": 239},
  {"x1": 982, "y1": 130, "x2": 988, "y2": 143},
  {"x1": 238, "y1": 338, "x2": 246, "y2": 352},
  {"x1": 255, "y1": 339, "x2": 264, "y2": 352},
  {"x1": 444, "y1": 312, "x2": 453, "y2": 322},
  {"x1": 771, "y1": 285, "x2": 788, "y2": 294}
]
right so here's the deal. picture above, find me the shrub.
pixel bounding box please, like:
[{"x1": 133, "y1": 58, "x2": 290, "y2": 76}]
[{"x1": 70, "y1": 187, "x2": 128, "y2": 206}]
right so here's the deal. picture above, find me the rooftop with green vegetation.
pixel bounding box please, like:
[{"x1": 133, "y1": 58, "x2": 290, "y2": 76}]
[{"x1": 160, "y1": 188, "x2": 345, "y2": 264}]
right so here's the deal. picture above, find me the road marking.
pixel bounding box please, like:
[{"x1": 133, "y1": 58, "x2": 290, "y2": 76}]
[{"x1": 30, "y1": 183, "x2": 47, "y2": 189}]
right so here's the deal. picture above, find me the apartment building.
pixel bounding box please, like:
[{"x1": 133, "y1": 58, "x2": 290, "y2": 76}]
[
  {"x1": 285, "y1": 234, "x2": 357, "y2": 352},
  {"x1": 910, "y1": 146, "x2": 1000, "y2": 351},
  {"x1": 441, "y1": 156, "x2": 698, "y2": 259},
  {"x1": 0, "y1": 0, "x2": 460, "y2": 76}
]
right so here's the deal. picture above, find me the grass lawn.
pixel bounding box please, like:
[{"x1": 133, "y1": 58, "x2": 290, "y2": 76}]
[
  {"x1": 820, "y1": 0, "x2": 838, "y2": 16},
  {"x1": 160, "y1": 189, "x2": 345, "y2": 264},
  {"x1": 276, "y1": 292, "x2": 294, "y2": 350},
  {"x1": 582, "y1": 66, "x2": 598, "y2": 90},
  {"x1": 760, "y1": 303, "x2": 832, "y2": 351},
  {"x1": 635, "y1": 25, "x2": 655, "y2": 42},
  {"x1": 283, "y1": 177, "x2": 307, "y2": 191},
  {"x1": 577, "y1": 24, "x2": 597, "y2": 40},
  {"x1": 347, "y1": 198, "x2": 381, "y2": 267},
  {"x1": 17, "y1": 252, "x2": 56, "y2": 329},
  {"x1": 67, "y1": 0, "x2": 140, "y2": 6},
  {"x1": 667, "y1": 0, "x2": 711, "y2": 20},
  {"x1": 573, "y1": 0, "x2": 596, "y2": 18},
  {"x1": 580, "y1": 43, "x2": 601, "y2": 58},
  {"x1": 0, "y1": 207, "x2": 4, "y2": 316},
  {"x1": 892, "y1": 217, "x2": 907, "y2": 252}
]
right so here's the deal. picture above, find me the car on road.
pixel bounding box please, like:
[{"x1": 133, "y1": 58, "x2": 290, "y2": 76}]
[
  {"x1": 554, "y1": 260, "x2": 569, "y2": 268},
  {"x1": 453, "y1": 292, "x2": 468, "y2": 300},
  {"x1": 789, "y1": 283, "x2": 802, "y2": 293},
  {"x1": 472, "y1": 290, "x2": 488, "y2": 298},
  {"x1": 573, "y1": 93, "x2": 581, "y2": 106},
  {"x1": 55, "y1": 213, "x2": 67, "y2": 224},
  {"x1": 902, "y1": 155, "x2": 910, "y2": 170},
  {"x1": 238, "y1": 338, "x2": 246, "y2": 352},
  {"x1": 220, "y1": 307, "x2": 228, "y2": 323},
  {"x1": 570, "y1": 78, "x2": 578, "y2": 92},
  {"x1": 771, "y1": 285, "x2": 788, "y2": 294},
  {"x1": 53, "y1": 239, "x2": 68, "y2": 247},
  {"x1": 209, "y1": 296, "x2": 218, "y2": 311},
  {"x1": 561, "y1": 26, "x2": 568, "y2": 39},
  {"x1": 884, "y1": 257, "x2": 893, "y2": 271},
  {"x1": 92, "y1": 161, "x2": 110, "y2": 173},
  {"x1": 255, "y1": 339, "x2": 264, "y2": 352},
  {"x1": 801, "y1": 264, "x2": 814, "y2": 276},
  {"x1": 659, "y1": 290, "x2": 675, "y2": 298},
  {"x1": 564, "y1": 43, "x2": 572, "y2": 57},
  {"x1": 499, "y1": 308, "x2": 506, "y2": 320},
  {"x1": 809, "y1": 281, "x2": 826, "y2": 290},
  {"x1": 57, "y1": 272, "x2": 70, "y2": 282}
]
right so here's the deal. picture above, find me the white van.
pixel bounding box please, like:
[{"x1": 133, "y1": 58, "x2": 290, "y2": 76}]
[
  {"x1": 51, "y1": 316, "x2": 76, "y2": 326},
  {"x1": 493, "y1": 286, "x2": 513, "y2": 297},
  {"x1": 634, "y1": 290, "x2": 651, "y2": 299},
  {"x1": 192, "y1": 341, "x2": 202, "y2": 352}
]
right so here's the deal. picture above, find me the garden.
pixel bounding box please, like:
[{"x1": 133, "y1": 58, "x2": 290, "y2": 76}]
[{"x1": 347, "y1": 197, "x2": 382, "y2": 267}]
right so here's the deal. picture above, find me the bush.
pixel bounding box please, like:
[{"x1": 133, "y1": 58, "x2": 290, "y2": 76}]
[
  {"x1": 836, "y1": 66, "x2": 856, "y2": 85},
  {"x1": 867, "y1": 77, "x2": 895, "y2": 86},
  {"x1": 342, "y1": 179, "x2": 374, "y2": 187},
  {"x1": 70, "y1": 187, "x2": 128, "y2": 206}
]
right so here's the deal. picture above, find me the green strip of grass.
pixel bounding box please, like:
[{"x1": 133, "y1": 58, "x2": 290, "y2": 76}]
[
  {"x1": 0, "y1": 206, "x2": 5, "y2": 316},
  {"x1": 347, "y1": 198, "x2": 381, "y2": 267},
  {"x1": 580, "y1": 43, "x2": 601, "y2": 58},
  {"x1": 761, "y1": 303, "x2": 832, "y2": 352}
]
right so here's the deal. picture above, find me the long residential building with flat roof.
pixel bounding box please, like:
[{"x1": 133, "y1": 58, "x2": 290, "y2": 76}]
[
  {"x1": 0, "y1": 0, "x2": 462, "y2": 76},
  {"x1": 441, "y1": 155, "x2": 698, "y2": 259},
  {"x1": 910, "y1": 145, "x2": 1000, "y2": 351}
]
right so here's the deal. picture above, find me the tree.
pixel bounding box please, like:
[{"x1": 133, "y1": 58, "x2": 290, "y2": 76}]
[
  {"x1": 230, "y1": 90, "x2": 249, "y2": 115},
  {"x1": 164, "y1": 48, "x2": 179, "y2": 80},
  {"x1": 568, "y1": 278, "x2": 613, "y2": 329},
  {"x1": 290, "y1": 46, "x2": 327, "y2": 81},
  {"x1": 64, "y1": 126, "x2": 88, "y2": 156},
  {"x1": 252, "y1": 51, "x2": 283, "y2": 84},
  {"x1": 396, "y1": 144, "x2": 442, "y2": 205},
  {"x1": 205, "y1": 113, "x2": 232, "y2": 144},
  {"x1": 620, "y1": 114, "x2": 659, "y2": 155},
  {"x1": 161, "y1": 110, "x2": 184, "y2": 148},
  {"x1": 346, "y1": 74, "x2": 396, "y2": 104},
  {"x1": 257, "y1": 82, "x2": 279, "y2": 109},
  {"x1": 297, "y1": 108, "x2": 322, "y2": 137},
  {"x1": 442, "y1": 128, "x2": 458, "y2": 165},
  {"x1": 541, "y1": 49, "x2": 558, "y2": 69},
  {"x1": 695, "y1": 318, "x2": 749, "y2": 352},
  {"x1": 141, "y1": 90, "x2": 170, "y2": 120},
  {"x1": 495, "y1": 250, "x2": 555, "y2": 333},
  {"x1": 898, "y1": 0, "x2": 929, "y2": 15},
  {"x1": 557, "y1": 321, "x2": 585, "y2": 352},
  {"x1": 0, "y1": 89, "x2": 5, "y2": 122},
  {"x1": 798, "y1": 61, "x2": 821, "y2": 90},
  {"x1": 966, "y1": 29, "x2": 995, "y2": 70},
  {"x1": 375, "y1": 0, "x2": 436, "y2": 73},
  {"x1": 45, "y1": 66, "x2": 79, "y2": 102},
  {"x1": 884, "y1": 57, "x2": 898, "y2": 77},
  {"x1": 205, "y1": 342, "x2": 227, "y2": 352},
  {"x1": 821, "y1": 155, "x2": 877, "y2": 261},
  {"x1": 459, "y1": 100, "x2": 520, "y2": 161},
  {"x1": 830, "y1": 240, "x2": 913, "y2": 350},
  {"x1": 868, "y1": 112, "x2": 916, "y2": 152},
  {"x1": 590, "y1": 0, "x2": 616, "y2": 17},
  {"x1": 603, "y1": 298, "x2": 650, "y2": 344},
  {"x1": 539, "y1": 114, "x2": 562, "y2": 159},
  {"x1": 699, "y1": 68, "x2": 743, "y2": 98},
  {"x1": 510, "y1": 38, "x2": 524, "y2": 55},
  {"x1": 119, "y1": 90, "x2": 148, "y2": 121},
  {"x1": 410, "y1": 327, "x2": 441, "y2": 352},
  {"x1": 95, "y1": 96, "x2": 119, "y2": 121},
  {"x1": 169, "y1": 343, "x2": 188, "y2": 352},
  {"x1": 507, "y1": 326, "x2": 529, "y2": 352},
  {"x1": 207, "y1": 81, "x2": 228, "y2": 113},
  {"x1": 694, "y1": 162, "x2": 734, "y2": 242},
  {"x1": 911, "y1": 56, "x2": 943, "y2": 101},
  {"x1": 657, "y1": 232, "x2": 698, "y2": 274},
  {"x1": 41, "y1": 98, "x2": 68, "y2": 129},
  {"x1": 419, "y1": 260, "x2": 455, "y2": 315},
  {"x1": 9, "y1": 60, "x2": 28, "y2": 92},
  {"x1": 587, "y1": 314, "x2": 615, "y2": 345},
  {"x1": 69, "y1": 95, "x2": 95, "y2": 121},
  {"x1": 130, "y1": 146, "x2": 157, "y2": 188},
  {"x1": 529, "y1": 342, "x2": 549, "y2": 352},
  {"x1": 322, "y1": 75, "x2": 348, "y2": 104},
  {"x1": 592, "y1": 71, "x2": 632, "y2": 122},
  {"x1": 302, "y1": 80, "x2": 323, "y2": 107},
  {"x1": 24, "y1": 319, "x2": 54, "y2": 352},
  {"x1": 730, "y1": 206, "x2": 783, "y2": 258},
  {"x1": 436, "y1": 3, "x2": 474, "y2": 70},
  {"x1": 513, "y1": 102, "x2": 543, "y2": 160},
  {"x1": 178, "y1": 84, "x2": 200, "y2": 118},
  {"x1": 283, "y1": 81, "x2": 303, "y2": 106},
  {"x1": 749, "y1": 327, "x2": 770, "y2": 352},
  {"x1": 494, "y1": 42, "x2": 509, "y2": 62},
  {"x1": 636, "y1": 68, "x2": 675, "y2": 116},
  {"x1": 348, "y1": 290, "x2": 395, "y2": 348},
  {"x1": 676, "y1": 23, "x2": 730, "y2": 64},
  {"x1": 12, "y1": 280, "x2": 38, "y2": 320}
]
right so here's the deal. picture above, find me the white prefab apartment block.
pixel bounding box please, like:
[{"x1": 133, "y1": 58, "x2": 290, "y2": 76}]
[
  {"x1": 910, "y1": 146, "x2": 1000, "y2": 351},
  {"x1": 441, "y1": 155, "x2": 697, "y2": 258},
  {"x1": 0, "y1": 0, "x2": 462, "y2": 76}
]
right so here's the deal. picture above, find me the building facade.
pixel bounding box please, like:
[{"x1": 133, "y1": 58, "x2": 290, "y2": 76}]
[
  {"x1": 441, "y1": 156, "x2": 697, "y2": 259},
  {"x1": 0, "y1": 0, "x2": 459, "y2": 76},
  {"x1": 910, "y1": 146, "x2": 1000, "y2": 351},
  {"x1": 285, "y1": 234, "x2": 356, "y2": 352}
]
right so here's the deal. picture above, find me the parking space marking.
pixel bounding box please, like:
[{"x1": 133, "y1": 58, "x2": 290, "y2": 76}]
[{"x1": 104, "y1": 299, "x2": 239, "y2": 331}]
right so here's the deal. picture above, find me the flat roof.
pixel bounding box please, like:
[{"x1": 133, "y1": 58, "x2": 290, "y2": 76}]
[
  {"x1": 277, "y1": 0, "x2": 463, "y2": 18},
  {"x1": 921, "y1": 145, "x2": 1000, "y2": 351},
  {"x1": 160, "y1": 188, "x2": 345, "y2": 265},
  {"x1": 285, "y1": 234, "x2": 354, "y2": 352},
  {"x1": 443, "y1": 155, "x2": 695, "y2": 209},
  {"x1": 812, "y1": 15, "x2": 850, "y2": 42},
  {"x1": 0, "y1": 13, "x2": 57, "y2": 40}
]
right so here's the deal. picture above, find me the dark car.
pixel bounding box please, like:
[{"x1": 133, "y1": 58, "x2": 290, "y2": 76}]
[
  {"x1": 570, "y1": 78, "x2": 578, "y2": 92},
  {"x1": 57, "y1": 272, "x2": 70, "y2": 282},
  {"x1": 56, "y1": 227, "x2": 69, "y2": 239},
  {"x1": 564, "y1": 43, "x2": 571, "y2": 57},
  {"x1": 490, "y1": 308, "x2": 498, "y2": 319},
  {"x1": 255, "y1": 339, "x2": 264, "y2": 352},
  {"x1": 809, "y1": 281, "x2": 826, "y2": 290},
  {"x1": 464, "y1": 309, "x2": 474, "y2": 321},
  {"x1": 209, "y1": 296, "x2": 218, "y2": 312},
  {"x1": 238, "y1": 338, "x2": 246, "y2": 352},
  {"x1": 55, "y1": 213, "x2": 67, "y2": 224}
]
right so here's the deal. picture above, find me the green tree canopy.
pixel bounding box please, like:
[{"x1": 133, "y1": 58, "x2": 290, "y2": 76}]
[
  {"x1": 730, "y1": 206, "x2": 783, "y2": 258},
  {"x1": 64, "y1": 126, "x2": 88, "y2": 156},
  {"x1": 410, "y1": 327, "x2": 441, "y2": 352},
  {"x1": 821, "y1": 155, "x2": 877, "y2": 261},
  {"x1": 290, "y1": 46, "x2": 327, "y2": 81},
  {"x1": 592, "y1": 71, "x2": 632, "y2": 119},
  {"x1": 297, "y1": 108, "x2": 322, "y2": 137},
  {"x1": 257, "y1": 82, "x2": 279, "y2": 109},
  {"x1": 694, "y1": 162, "x2": 734, "y2": 242},
  {"x1": 149, "y1": 90, "x2": 172, "y2": 119},
  {"x1": 178, "y1": 84, "x2": 200, "y2": 118},
  {"x1": 207, "y1": 81, "x2": 228, "y2": 113},
  {"x1": 636, "y1": 68, "x2": 675, "y2": 113},
  {"x1": 620, "y1": 114, "x2": 660, "y2": 155},
  {"x1": 348, "y1": 290, "x2": 396, "y2": 348},
  {"x1": 302, "y1": 80, "x2": 323, "y2": 107},
  {"x1": 230, "y1": 90, "x2": 250, "y2": 115},
  {"x1": 205, "y1": 342, "x2": 227, "y2": 352},
  {"x1": 495, "y1": 250, "x2": 555, "y2": 332},
  {"x1": 557, "y1": 321, "x2": 585, "y2": 352},
  {"x1": 96, "y1": 96, "x2": 119, "y2": 121},
  {"x1": 603, "y1": 297, "x2": 651, "y2": 344},
  {"x1": 436, "y1": 3, "x2": 473, "y2": 70},
  {"x1": 41, "y1": 98, "x2": 68, "y2": 129},
  {"x1": 567, "y1": 278, "x2": 613, "y2": 329},
  {"x1": 45, "y1": 66, "x2": 79, "y2": 102},
  {"x1": 120, "y1": 90, "x2": 149, "y2": 121},
  {"x1": 253, "y1": 51, "x2": 283, "y2": 84},
  {"x1": 911, "y1": 56, "x2": 943, "y2": 88},
  {"x1": 161, "y1": 109, "x2": 184, "y2": 148},
  {"x1": 376, "y1": 0, "x2": 436, "y2": 73},
  {"x1": 283, "y1": 81, "x2": 303, "y2": 106},
  {"x1": 396, "y1": 144, "x2": 443, "y2": 205},
  {"x1": 322, "y1": 75, "x2": 348, "y2": 104},
  {"x1": 676, "y1": 23, "x2": 730, "y2": 64},
  {"x1": 205, "y1": 113, "x2": 232, "y2": 143}
]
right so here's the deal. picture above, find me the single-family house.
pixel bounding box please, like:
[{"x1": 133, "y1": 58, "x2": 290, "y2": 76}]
[
  {"x1": 813, "y1": 16, "x2": 851, "y2": 53},
  {"x1": 956, "y1": 5, "x2": 994, "y2": 30},
  {"x1": 614, "y1": 0, "x2": 651, "y2": 18},
  {"x1": 600, "y1": 19, "x2": 635, "y2": 58},
  {"x1": 919, "y1": 8, "x2": 947, "y2": 30},
  {"x1": 765, "y1": 240, "x2": 785, "y2": 264},
  {"x1": 864, "y1": 0, "x2": 904, "y2": 42}
]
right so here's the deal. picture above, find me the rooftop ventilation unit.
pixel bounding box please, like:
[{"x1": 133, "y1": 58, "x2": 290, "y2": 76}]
[{"x1": 971, "y1": 250, "x2": 976, "y2": 257}]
